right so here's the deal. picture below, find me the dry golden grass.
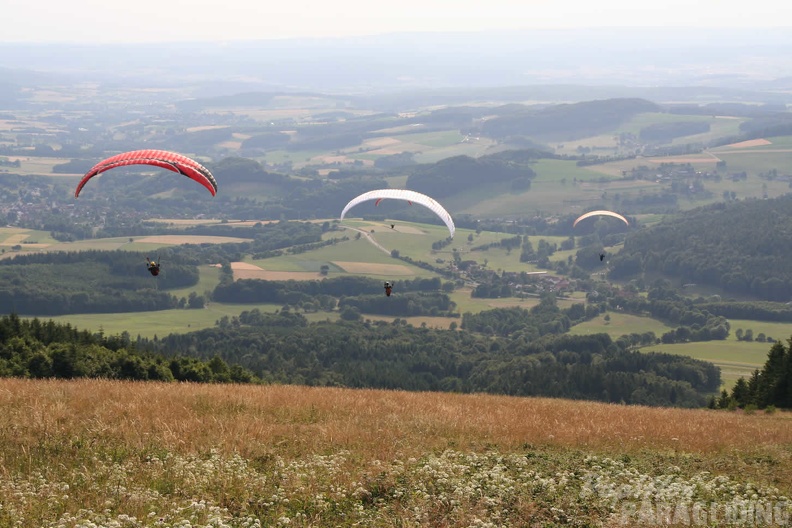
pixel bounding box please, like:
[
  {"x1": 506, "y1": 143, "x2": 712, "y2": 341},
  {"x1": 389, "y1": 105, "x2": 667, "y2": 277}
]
[
  {"x1": 0, "y1": 233, "x2": 32, "y2": 246},
  {"x1": 726, "y1": 138, "x2": 772, "y2": 148},
  {"x1": 2, "y1": 378, "x2": 790, "y2": 460},
  {"x1": 363, "y1": 137, "x2": 402, "y2": 147},
  {"x1": 2, "y1": 379, "x2": 791, "y2": 526}
]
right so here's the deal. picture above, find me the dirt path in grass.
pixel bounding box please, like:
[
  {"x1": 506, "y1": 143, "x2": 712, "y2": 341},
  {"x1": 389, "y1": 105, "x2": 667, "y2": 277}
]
[{"x1": 341, "y1": 226, "x2": 391, "y2": 255}]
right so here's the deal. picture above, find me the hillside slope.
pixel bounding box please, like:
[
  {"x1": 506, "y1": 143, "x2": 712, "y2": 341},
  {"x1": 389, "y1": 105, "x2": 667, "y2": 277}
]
[{"x1": 1, "y1": 378, "x2": 790, "y2": 527}]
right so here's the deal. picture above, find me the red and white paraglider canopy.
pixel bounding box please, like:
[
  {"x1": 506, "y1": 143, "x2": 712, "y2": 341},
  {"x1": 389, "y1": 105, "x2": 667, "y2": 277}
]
[{"x1": 74, "y1": 149, "x2": 218, "y2": 198}]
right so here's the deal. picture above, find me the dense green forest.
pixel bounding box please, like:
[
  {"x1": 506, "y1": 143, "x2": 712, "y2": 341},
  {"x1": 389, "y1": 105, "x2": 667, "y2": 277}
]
[
  {"x1": 609, "y1": 195, "x2": 792, "y2": 301},
  {"x1": 0, "y1": 251, "x2": 192, "y2": 315},
  {"x1": 0, "y1": 313, "x2": 257, "y2": 382},
  {"x1": 405, "y1": 152, "x2": 540, "y2": 198},
  {"x1": 141, "y1": 302, "x2": 720, "y2": 407}
]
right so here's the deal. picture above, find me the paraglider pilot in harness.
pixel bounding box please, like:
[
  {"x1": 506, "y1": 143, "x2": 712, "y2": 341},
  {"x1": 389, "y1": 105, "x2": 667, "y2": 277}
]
[
  {"x1": 384, "y1": 281, "x2": 393, "y2": 297},
  {"x1": 146, "y1": 257, "x2": 161, "y2": 277},
  {"x1": 599, "y1": 253, "x2": 605, "y2": 262}
]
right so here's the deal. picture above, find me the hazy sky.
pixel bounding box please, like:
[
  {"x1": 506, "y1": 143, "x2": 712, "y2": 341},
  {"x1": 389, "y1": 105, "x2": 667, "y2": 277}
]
[{"x1": 1, "y1": 0, "x2": 789, "y2": 43}]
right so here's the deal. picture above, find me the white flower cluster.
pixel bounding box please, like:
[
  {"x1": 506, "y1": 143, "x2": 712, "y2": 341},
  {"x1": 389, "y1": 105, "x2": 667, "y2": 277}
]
[
  {"x1": 1, "y1": 449, "x2": 788, "y2": 527},
  {"x1": 580, "y1": 455, "x2": 790, "y2": 526}
]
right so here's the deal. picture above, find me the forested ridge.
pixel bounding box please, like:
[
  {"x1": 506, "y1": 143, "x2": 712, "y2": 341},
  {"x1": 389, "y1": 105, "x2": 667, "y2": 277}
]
[
  {"x1": 609, "y1": 195, "x2": 792, "y2": 301},
  {"x1": 142, "y1": 301, "x2": 721, "y2": 408},
  {"x1": 0, "y1": 313, "x2": 256, "y2": 383}
]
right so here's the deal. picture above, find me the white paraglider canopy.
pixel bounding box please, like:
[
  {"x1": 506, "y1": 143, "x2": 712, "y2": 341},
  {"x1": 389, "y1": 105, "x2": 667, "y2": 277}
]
[
  {"x1": 340, "y1": 189, "x2": 455, "y2": 238},
  {"x1": 573, "y1": 210, "x2": 629, "y2": 228}
]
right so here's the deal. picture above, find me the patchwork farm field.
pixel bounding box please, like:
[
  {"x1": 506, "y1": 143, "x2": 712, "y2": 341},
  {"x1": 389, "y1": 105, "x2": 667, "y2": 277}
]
[
  {"x1": 1, "y1": 379, "x2": 790, "y2": 527},
  {"x1": 0, "y1": 231, "x2": 254, "y2": 256}
]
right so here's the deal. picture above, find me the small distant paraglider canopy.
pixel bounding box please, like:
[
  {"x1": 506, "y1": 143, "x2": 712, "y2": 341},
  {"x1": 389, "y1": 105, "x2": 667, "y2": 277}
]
[
  {"x1": 340, "y1": 189, "x2": 455, "y2": 238},
  {"x1": 573, "y1": 210, "x2": 629, "y2": 228},
  {"x1": 74, "y1": 149, "x2": 218, "y2": 198}
]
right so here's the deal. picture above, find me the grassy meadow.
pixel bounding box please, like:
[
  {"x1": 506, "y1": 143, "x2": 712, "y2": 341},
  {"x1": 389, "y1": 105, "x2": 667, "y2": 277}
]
[
  {"x1": 641, "y1": 340, "x2": 774, "y2": 390},
  {"x1": 569, "y1": 312, "x2": 674, "y2": 339},
  {"x1": 570, "y1": 313, "x2": 786, "y2": 390},
  {"x1": 1, "y1": 378, "x2": 790, "y2": 527}
]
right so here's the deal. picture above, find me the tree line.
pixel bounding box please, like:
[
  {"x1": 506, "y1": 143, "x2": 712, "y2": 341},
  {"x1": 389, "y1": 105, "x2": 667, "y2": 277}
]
[
  {"x1": 713, "y1": 338, "x2": 792, "y2": 410},
  {"x1": 0, "y1": 313, "x2": 257, "y2": 383},
  {"x1": 140, "y1": 305, "x2": 720, "y2": 407}
]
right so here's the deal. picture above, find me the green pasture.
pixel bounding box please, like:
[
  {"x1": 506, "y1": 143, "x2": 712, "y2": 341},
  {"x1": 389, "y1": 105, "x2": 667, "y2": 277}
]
[
  {"x1": 677, "y1": 172, "x2": 791, "y2": 208},
  {"x1": 247, "y1": 232, "x2": 436, "y2": 277},
  {"x1": 569, "y1": 312, "x2": 674, "y2": 339},
  {"x1": 532, "y1": 159, "x2": 616, "y2": 183},
  {"x1": 450, "y1": 289, "x2": 583, "y2": 315},
  {"x1": 412, "y1": 140, "x2": 498, "y2": 164},
  {"x1": 391, "y1": 130, "x2": 465, "y2": 148},
  {"x1": 166, "y1": 264, "x2": 223, "y2": 299},
  {"x1": 260, "y1": 148, "x2": 330, "y2": 167},
  {"x1": 251, "y1": 233, "x2": 393, "y2": 267},
  {"x1": 569, "y1": 312, "x2": 785, "y2": 389},
  {"x1": 452, "y1": 291, "x2": 541, "y2": 314},
  {"x1": 713, "y1": 150, "x2": 792, "y2": 177},
  {"x1": 726, "y1": 320, "x2": 792, "y2": 343},
  {"x1": 457, "y1": 234, "x2": 572, "y2": 273},
  {"x1": 671, "y1": 117, "x2": 745, "y2": 146},
  {"x1": 641, "y1": 340, "x2": 770, "y2": 390},
  {"x1": 616, "y1": 112, "x2": 713, "y2": 136},
  {"x1": 37, "y1": 302, "x2": 317, "y2": 339},
  {"x1": 550, "y1": 134, "x2": 620, "y2": 156},
  {"x1": 11, "y1": 156, "x2": 77, "y2": 176}
]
